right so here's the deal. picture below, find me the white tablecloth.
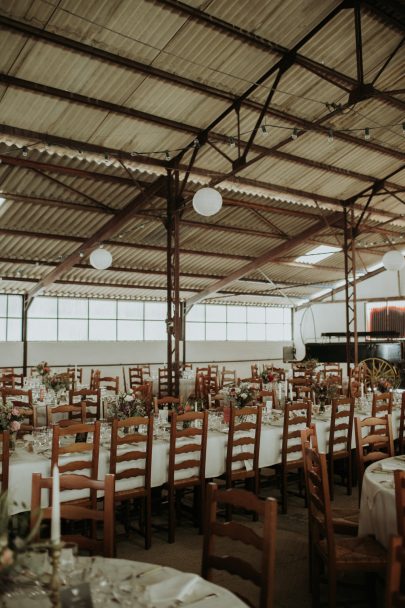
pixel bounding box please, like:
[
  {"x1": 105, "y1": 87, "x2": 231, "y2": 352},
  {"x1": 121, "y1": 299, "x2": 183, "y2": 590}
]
[
  {"x1": 358, "y1": 456, "x2": 405, "y2": 548},
  {"x1": 1, "y1": 556, "x2": 247, "y2": 607}
]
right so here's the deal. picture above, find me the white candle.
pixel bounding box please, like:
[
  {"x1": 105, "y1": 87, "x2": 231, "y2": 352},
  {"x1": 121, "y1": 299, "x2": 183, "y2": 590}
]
[
  {"x1": 51, "y1": 465, "x2": 61, "y2": 545},
  {"x1": 74, "y1": 364, "x2": 78, "y2": 380},
  {"x1": 289, "y1": 384, "x2": 293, "y2": 400},
  {"x1": 284, "y1": 380, "x2": 287, "y2": 394},
  {"x1": 278, "y1": 384, "x2": 282, "y2": 400},
  {"x1": 360, "y1": 383, "x2": 364, "y2": 398},
  {"x1": 194, "y1": 401, "x2": 198, "y2": 412}
]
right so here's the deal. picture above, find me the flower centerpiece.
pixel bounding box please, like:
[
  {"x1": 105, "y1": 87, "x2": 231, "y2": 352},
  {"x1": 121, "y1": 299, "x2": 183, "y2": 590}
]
[
  {"x1": 261, "y1": 369, "x2": 275, "y2": 384},
  {"x1": 312, "y1": 380, "x2": 341, "y2": 411},
  {"x1": 222, "y1": 382, "x2": 255, "y2": 408},
  {"x1": 376, "y1": 378, "x2": 392, "y2": 393},
  {"x1": 44, "y1": 374, "x2": 70, "y2": 394},
  {"x1": 107, "y1": 390, "x2": 146, "y2": 419},
  {"x1": 0, "y1": 401, "x2": 22, "y2": 435},
  {"x1": 35, "y1": 361, "x2": 51, "y2": 378}
]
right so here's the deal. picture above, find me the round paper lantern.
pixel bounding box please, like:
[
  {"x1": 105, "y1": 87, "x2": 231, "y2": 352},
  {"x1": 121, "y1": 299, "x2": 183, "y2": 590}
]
[
  {"x1": 89, "y1": 247, "x2": 113, "y2": 270},
  {"x1": 192, "y1": 187, "x2": 222, "y2": 217},
  {"x1": 382, "y1": 250, "x2": 405, "y2": 272}
]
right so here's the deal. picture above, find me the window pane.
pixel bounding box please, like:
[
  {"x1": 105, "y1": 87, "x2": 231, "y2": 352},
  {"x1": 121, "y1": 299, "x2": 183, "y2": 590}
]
[
  {"x1": 144, "y1": 302, "x2": 166, "y2": 320},
  {"x1": 266, "y1": 324, "x2": 284, "y2": 341},
  {"x1": 0, "y1": 296, "x2": 6, "y2": 317},
  {"x1": 8, "y1": 295, "x2": 22, "y2": 318},
  {"x1": 28, "y1": 319, "x2": 57, "y2": 341},
  {"x1": 227, "y1": 306, "x2": 246, "y2": 323},
  {"x1": 206, "y1": 305, "x2": 226, "y2": 323},
  {"x1": 284, "y1": 308, "x2": 292, "y2": 323},
  {"x1": 117, "y1": 320, "x2": 143, "y2": 340},
  {"x1": 186, "y1": 322, "x2": 205, "y2": 341},
  {"x1": 58, "y1": 298, "x2": 88, "y2": 318},
  {"x1": 247, "y1": 307, "x2": 265, "y2": 323},
  {"x1": 283, "y1": 324, "x2": 292, "y2": 341},
  {"x1": 186, "y1": 305, "x2": 205, "y2": 322},
  {"x1": 0, "y1": 318, "x2": 6, "y2": 340},
  {"x1": 144, "y1": 320, "x2": 166, "y2": 340},
  {"x1": 247, "y1": 323, "x2": 266, "y2": 341},
  {"x1": 7, "y1": 319, "x2": 21, "y2": 341},
  {"x1": 89, "y1": 320, "x2": 116, "y2": 340},
  {"x1": 227, "y1": 323, "x2": 246, "y2": 340},
  {"x1": 89, "y1": 300, "x2": 116, "y2": 319},
  {"x1": 266, "y1": 308, "x2": 284, "y2": 323},
  {"x1": 29, "y1": 297, "x2": 57, "y2": 318},
  {"x1": 206, "y1": 322, "x2": 226, "y2": 340},
  {"x1": 58, "y1": 319, "x2": 88, "y2": 341},
  {"x1": 117, "y1": 301, "x2": 143, "y2": 320}
]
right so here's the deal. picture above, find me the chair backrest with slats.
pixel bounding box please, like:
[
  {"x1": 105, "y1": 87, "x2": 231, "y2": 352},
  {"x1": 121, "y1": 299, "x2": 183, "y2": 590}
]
[
  {"x1": 372, "y1": 392, "x2": 393, "y2": 417},
  {"x1": 221, "y1": 367, "x2": 236, "y2": 388},
  {"x1": 98, "y1": 376, "x2": 119, "y2": 394},
  {"x1": 250, "y1": 363, "x2": 259, "y2": 378},
  {"x1": 355, "y1": 414, "x2": 394, "y2": 494},
  {"x1": 0, "y1": 373, "x2": 23, "y2": 389},
  {"x1": 90, "y1": 369, "x2": 100, "y2": 390},
  {"x1": 133, "y1": 383, "x2": 153, "y2": 414},
  {"x1": 109, "y1": 415, "x2": 153, "y2": 495},
  {"x1": 0, "y1": 431, "x2": 10, "y2": 492},
  {"x1": 158, "y1": 367, "x2": 175, "y2": 398},
  {"x1": 47, "y1": 403, "x2": 86, "y2": 427},
  {"x1": 226, "y1": 405, "x2": 262, "y2": 486},
  {"x1": 304, "y1": 445, "x2": 335, "y2": 569},
  {"x1": 293, "y1": 384, "x2": 312, "y2": 401},
  {"x1": 67, "y1": 367, "x2": 83, "y2": 383},
  {"x1": 140, "y1": 364, "x2": 151, "y2": 376},
  {"x1": 69, "y1": 389, "x2": 101, "y2": 421},
  {"x1": 128, "y1": 367, "x2": 143, "y2": 388},
  {"x1": 329, "y1": 396, "x2": 354, "y2": 459},
  {"x1": 51, "y1": 421, "x2": 100, "y2": 480},
  {"x1": 168, "y1": 410, "x2": 208, "y2": 487},
  {"x1": 282, "y1": 400, "x2": 312, "y2": 468},
  {"x1": 31, "y1": 472, "x2": 115, "y2": 557},
  {"x1": 202, "y1": 482, "x2": 277, "y2": 608},
  {"x1": 154, "y1": 396, "x2": 180, "y2": 413}
]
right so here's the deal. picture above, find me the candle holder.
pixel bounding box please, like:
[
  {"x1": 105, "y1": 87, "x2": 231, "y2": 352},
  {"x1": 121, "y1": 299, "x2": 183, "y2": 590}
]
[{"x1": 49, "y1": 542, "x2": 62, "y2": 608}]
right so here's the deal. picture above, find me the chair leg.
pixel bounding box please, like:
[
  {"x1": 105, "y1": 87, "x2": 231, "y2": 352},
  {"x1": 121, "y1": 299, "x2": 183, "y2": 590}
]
[
  {"x1": 168, "y1": 487, "x2": 175, "y2": 544},
  {"x1": 328, "y1": 571, "x2": 337, "y2": 608},
  {"x1": 145, "y1": 494, "x2": 152, "y2": 550},
  {"x1": 281, "y1": 469, "x2": 288, "y2": 514},
  {"x1": 311, "y1": 550, "x2": 321, "y2": 608},
  {"x1": 347, "y1": 454, "x2": 352, "y2": 496},
  {"x1": 329, "y1": 458, "x2": 334, "y2": 501}
]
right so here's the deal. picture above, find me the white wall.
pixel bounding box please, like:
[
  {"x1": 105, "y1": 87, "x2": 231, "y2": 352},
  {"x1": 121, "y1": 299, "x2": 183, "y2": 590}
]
[
  {"x1": 0, "y1": 339, "x2": 290, "y2": 382},
  {"x1": 293, "y1": 267, "x2": 405, "y2": 358}
]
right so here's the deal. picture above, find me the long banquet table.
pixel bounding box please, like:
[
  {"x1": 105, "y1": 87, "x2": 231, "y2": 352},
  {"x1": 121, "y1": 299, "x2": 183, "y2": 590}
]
[{"x1": 8, "y1": 402, "x2": 403, "y2": 515}]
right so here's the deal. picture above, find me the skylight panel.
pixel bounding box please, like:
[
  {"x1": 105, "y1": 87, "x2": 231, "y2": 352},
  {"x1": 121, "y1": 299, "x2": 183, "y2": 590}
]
[{"x1": 295, "y1": 245, "x2": 341, "y2": 265}]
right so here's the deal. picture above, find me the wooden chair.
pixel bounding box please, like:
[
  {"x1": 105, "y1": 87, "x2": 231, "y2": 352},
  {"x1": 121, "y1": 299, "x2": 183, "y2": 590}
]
[
  {"x1": 90, "y1": 369, "x2": 99, "y2": 390},
  {"x1": 164, "y1": 410, "x2": 208, "y2": 543},
  {"x1": 51, "y1": 422, "x2": 101, "y2": 502},
  {"x1": 323, "y1": 363, "x2": 342, "y2": 384},
  {"x1": 46, "y1": 403, "x2": 86, "y2": 427},
  {"x1": 225, "y1": 405, "x2": 262, "y2": 498},
  {"x1": 355, "y1": 414, "x2": 394, "y2": 500},
  {"x1": 201, "y1": 482, "x2": 277, "y2": 608},
  {"x1": 208, "y1": 364, "x2": 219, "y2": 379},
  {"x1": 158, "y1": 367, "x2": 175, "y2": 398},
  {"x1": 386, "y1": 535, "x2": 405, "y2": 608},
  {"x1": 0, "y1": 373, "x2": 23, "y2": 389},
  {"x1": 293, "y1": 384, "x2": 312, "y2": 401},
  {"x1": 372, "y1": 391, "x2": 393, "y2": 417},
  {"x1": 328, "y1": 397, "x2": 354, "y2": 500},
  {"x1": 69, "y1": 389, "x2": 101, "y2": 421},
  {"x1": 53, "y1": 371, "x2": 75, "y2": 391},
  {"x1": 109, "y1": 414, "x2": 153, "y2": 549},
  {"x1": 398, "y1": 392, "x2": 405, "y2": 455},
  {"x1": 0, "y1": 431, "x2": 10, "y2": 492},
  {"x1": 128, "y1": 367, "x2": 143, "y2": 388},
  {"x1": 305, "y1": 445, "x2": 386, "y2": 608},
  {"x1": 98, "y1": 376, "x2": 119, "y2": 394},
  {"x1": 280, "y1": 400, "x2": 311, "y2": 513},
  {"x1": 182, "y1": 363, "x2": 193, "y2": 371},
  {"x1": 221, "y1": 367, "x2": 236, "y2": 388},
  {"x1": 31, "y1": 472, "x2": 115, "y2": 557},
  {"x1": 133, "y1": 382, "x2": 153, "y2": 414},
  {"x1": 250, "y1": 363, "x2": 259, "y2": 378},
  {"x1": 154, "y1": 396, "x2": 180, "y2": 413},
  {"x1": 140, "y1": 364, "x2": 151, "y2": 377},
  {"x1": 1, "y1": 388, "x2": 37, "y2": 434},
  {"x1": 272, "y1": 367, "x2": 286, "y2": 382},
  {"x1": 67, "y1": 367, "x2": 83, "y2": 383}
]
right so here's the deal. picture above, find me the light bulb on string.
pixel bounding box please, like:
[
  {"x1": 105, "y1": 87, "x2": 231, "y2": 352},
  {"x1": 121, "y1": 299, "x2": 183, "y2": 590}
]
[
  {"x1": 291, "y1": 128, "x2": 298, "y2": 140},
  {"x1": 328, "y1": 129, "x2": 334, "y2": 143},
  {"x1": 192, "y1": 187, "x2": 222, "y2": 217},
  {"x1": 261, "y1": 125, "x2": 268, "y2": 135},
  {"x1": 364, "y1": 128, "x2": 371, "y2": 141}
]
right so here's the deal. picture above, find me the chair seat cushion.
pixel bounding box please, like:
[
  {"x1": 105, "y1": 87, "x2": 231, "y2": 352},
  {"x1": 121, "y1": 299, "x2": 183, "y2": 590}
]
[
  {"x1": 331, "y1": 507, "x2": 359, "y2": 533},
  {"x1": 320, "y1": 535, "x2": 386, "y2": 566}
]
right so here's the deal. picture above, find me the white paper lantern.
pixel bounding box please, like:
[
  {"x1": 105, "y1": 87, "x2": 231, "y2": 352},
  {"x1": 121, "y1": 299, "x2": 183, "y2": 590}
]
[
  {"x1": 192, "y1": 187, "x2": 222, "y2": 216},
  {"x1": 89, "y1": 247, "x2": 113, "y2": 270},
  {"x1": 382, "y1": 250, "x2": 405, "y2": 272}
]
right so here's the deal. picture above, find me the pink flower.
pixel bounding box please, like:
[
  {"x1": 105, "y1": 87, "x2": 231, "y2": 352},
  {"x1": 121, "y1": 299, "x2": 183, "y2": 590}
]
[
  {"x1": 11, "y1": 408, "x2": 19, "y2": 416},
  {"x1": 10, "y1": 420, "x2": 20, "y2": 432},
  {"x1": 0, "y1": 548, "x2": 14, "y2": 568}
]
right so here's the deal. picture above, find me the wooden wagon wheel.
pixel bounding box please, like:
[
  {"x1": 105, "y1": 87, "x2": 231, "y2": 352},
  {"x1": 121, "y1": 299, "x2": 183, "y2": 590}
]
[{"x1": 358, "y1": 357, "x2": 400, "y2": 390}]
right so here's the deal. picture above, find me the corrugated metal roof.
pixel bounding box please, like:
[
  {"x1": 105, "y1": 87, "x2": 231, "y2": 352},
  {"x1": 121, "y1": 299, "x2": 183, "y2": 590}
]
[{"x1": 0, "y1": 0, "x2": 403, "y2": 306}]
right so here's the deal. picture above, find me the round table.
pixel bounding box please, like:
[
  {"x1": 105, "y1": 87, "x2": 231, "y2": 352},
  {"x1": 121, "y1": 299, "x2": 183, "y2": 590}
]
[
  {"x1": 358, "y1": 456, "x2": 405, "y2": 548},
  {"x1": 1, "y1": 556, "x2": 247, "y2": 607}
]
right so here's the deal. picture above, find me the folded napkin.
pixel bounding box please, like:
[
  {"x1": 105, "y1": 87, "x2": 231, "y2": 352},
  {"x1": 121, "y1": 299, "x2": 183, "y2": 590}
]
[
  {"x1": 380, "y1": 459, "x2": 405, "y2": 471},
  {"x1": 143, "y1": 572, "x2": 200, "y2": 606}
]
